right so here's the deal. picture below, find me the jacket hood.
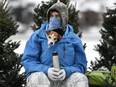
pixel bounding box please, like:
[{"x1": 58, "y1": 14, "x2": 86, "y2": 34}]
[{"x1": 47, "y1": 1, "x2": 68, "y2": 30}]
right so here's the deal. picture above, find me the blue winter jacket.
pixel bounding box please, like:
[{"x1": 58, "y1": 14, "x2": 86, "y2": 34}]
[{"x1": 22, "y1": 22, "x2": 87, "y2": 78}]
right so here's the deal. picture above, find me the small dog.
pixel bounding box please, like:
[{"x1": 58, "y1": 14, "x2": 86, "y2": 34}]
[{"x1": 46, "y1": 30, "x2": 62, "y2": 47}]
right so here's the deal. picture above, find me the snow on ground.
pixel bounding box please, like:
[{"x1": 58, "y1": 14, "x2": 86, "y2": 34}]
[{"x1": 81, "y1": 26, "x2": 101, "y2": 69}]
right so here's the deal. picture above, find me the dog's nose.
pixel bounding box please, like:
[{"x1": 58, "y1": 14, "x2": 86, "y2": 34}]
[{"x1": 50, "y1": 42, "x2": 53, "y2": 46}]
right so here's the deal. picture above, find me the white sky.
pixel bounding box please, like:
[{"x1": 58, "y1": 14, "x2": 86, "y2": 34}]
[{"x1": 10, "y1": 0, "x2": 116, "y2": 9}]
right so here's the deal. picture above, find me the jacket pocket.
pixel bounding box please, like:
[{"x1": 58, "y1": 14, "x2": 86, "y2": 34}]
[{"x1": 63, "y1": 42, "x2": 75, "y2": 65}]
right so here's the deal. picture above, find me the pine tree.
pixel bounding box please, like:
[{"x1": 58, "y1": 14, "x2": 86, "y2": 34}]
[
  {"x1": 0, "y1": 0, "x2": 25, "y2": 87},
  {"x1": 32, "y1": 0, "x2": 80, "y2": 34},
  {"x1": 90, "y1": 4, "x2": 116, "y2": 70}
]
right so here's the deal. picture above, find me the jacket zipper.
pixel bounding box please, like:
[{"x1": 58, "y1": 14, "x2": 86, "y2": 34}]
[{"x1": 63, "y1": 44, "x2": 66, "y2": 58}]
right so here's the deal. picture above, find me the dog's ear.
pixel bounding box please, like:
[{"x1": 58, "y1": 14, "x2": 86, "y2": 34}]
[
  {"x1": 58, "y1": 35, "x2": 62, "y2": 40},
  {"x1": 45, "y1": 30, "x2": 51, "y2": 35}
]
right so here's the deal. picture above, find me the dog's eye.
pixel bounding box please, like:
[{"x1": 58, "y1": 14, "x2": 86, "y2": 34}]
[
  {"x1": 49, "y1": 36, "x2": 51, "y2": 39},
  {"x1": 54, "y1": 38, "x2": 57, "y2": 40}
]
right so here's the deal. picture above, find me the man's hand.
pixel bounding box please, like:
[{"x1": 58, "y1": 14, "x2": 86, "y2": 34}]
[
  {"x1": 48, "y1": 68, "x2": 66, "y2": 81},
  {"x1": 58, "y1": 69, "x2": 66, "y2": 81},
  {"x1": 48, "y1": 68, "x2": 59, "y2": 81}
]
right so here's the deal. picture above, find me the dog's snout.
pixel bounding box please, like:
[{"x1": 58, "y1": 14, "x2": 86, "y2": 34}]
[{"x1": 50, "y1": 42, "x2": 53, "y2": 45}]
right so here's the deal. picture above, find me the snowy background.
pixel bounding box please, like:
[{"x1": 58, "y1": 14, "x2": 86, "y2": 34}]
[{"x1": 8, "y1": 0, "x2": 116, "y2": 71}]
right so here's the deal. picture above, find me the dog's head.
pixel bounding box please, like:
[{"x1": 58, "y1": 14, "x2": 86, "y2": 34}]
[{"x1": 46, "y1": 30, "x2": 62, "y2": 46}]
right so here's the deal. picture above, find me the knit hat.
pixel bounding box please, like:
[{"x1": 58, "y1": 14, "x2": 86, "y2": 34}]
[{"x1": 47, "y1": 1, "x2": 68, "y2": 30}]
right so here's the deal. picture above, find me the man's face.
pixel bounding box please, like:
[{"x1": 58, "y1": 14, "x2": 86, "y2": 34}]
[{"x1": 50, "y1": 11, "x2": 61, "y2": 20}]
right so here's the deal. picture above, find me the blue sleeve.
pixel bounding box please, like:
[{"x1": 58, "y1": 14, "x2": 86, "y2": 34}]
[
  {"x1": 21, "y1": 33, "x2": 50, "y2": 77},
  {"x1": 64, "y1": 35, "x2": 87, "y2": 78}
]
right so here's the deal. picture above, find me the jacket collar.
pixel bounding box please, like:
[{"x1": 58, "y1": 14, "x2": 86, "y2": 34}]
[{"x1": 37, "y1": 22, "x2": 74, "y2": 39}]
